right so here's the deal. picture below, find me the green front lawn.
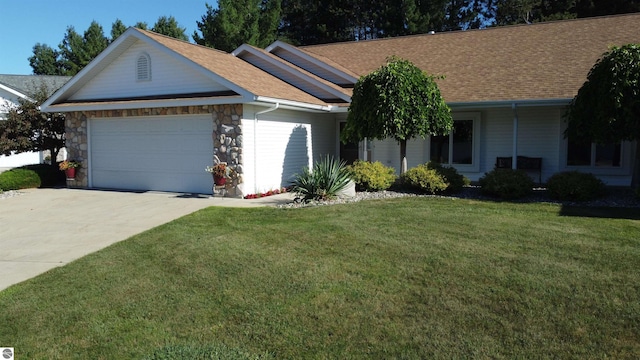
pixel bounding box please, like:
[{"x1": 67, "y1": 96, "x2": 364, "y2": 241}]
[{"x1": 1, "y1": 198, "x2": 639, "y2": 359}]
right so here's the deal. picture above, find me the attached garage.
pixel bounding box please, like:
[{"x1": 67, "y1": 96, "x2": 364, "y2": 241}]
[{"x1": 89, "y1": 115, "x2": 213, "y2": 194}]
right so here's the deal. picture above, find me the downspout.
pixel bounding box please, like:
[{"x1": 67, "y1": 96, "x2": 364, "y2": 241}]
[
  {"x1": 512, "y1": 103, "x2": 519, "y2": 170},
  {"x1": 253, "y1": 103, "x2": 280, "y2": 194}
]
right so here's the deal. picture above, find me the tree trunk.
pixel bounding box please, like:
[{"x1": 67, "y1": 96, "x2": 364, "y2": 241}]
[
  {"x1": 49, "y1": 147, "x2": 59, "y2": 167},
  {"x1": 631, "y1": 140, "x2": 640, "y2": 191},
  {"x1": 400, "y1": 140, "x2": 407, "y2": 174}
]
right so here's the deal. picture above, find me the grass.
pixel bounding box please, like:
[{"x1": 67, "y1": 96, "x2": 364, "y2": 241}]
[{"x1": 1, "y1": 198, "x2": 639, "y2": 359}]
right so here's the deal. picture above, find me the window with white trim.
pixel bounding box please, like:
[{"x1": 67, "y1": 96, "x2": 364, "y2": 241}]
[
  {"x1": 428, "y1": 112, "x2": 481, "y2": 171},
  {"x1": 136, "y1": 53, "x2": 151, "y2": 81},
  {"x1": 567, "y1": 138, "x2": 622, "y2": 167}
]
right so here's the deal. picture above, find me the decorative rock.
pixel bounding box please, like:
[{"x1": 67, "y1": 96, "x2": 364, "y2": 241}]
[
  {"x1": 236, "y1": 135, "x2": 243, "y2": 147},
  {"x1": 225, "y1": 137, "x2": 232, "y2": 146},
  {"x1": 222, "y1": 125, "x2": 234, "y2": 134}
]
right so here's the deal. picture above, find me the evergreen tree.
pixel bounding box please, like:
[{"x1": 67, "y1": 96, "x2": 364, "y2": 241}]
[
  {"x1": 28, "y1": 44, "x2": 62, "y2": 75},
  {"x1": 82, "y1": 21, "x2": 109, "y2": 62},
  {"x1": 576, "y1": 0, "x2": 640, "y2": 17},
  {"x1": 134, "y1": 22, "x2": 149, "y2": 30},
  {"x1": 57, "y1": 26, "x2": 86, "y2": 76},
  {"x1": 152, "y1": 16, "x2": 188, "y2": 40},
  {"x1": 193, "y1": 1, "x2": 281, "y2": 52},
  {"x1": 110, "y1": 19, "x2": 128, "y2": 41}
]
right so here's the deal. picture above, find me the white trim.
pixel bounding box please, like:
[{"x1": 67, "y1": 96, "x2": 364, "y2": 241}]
[
  {"x1": 560, "y1": 137, "x2": 633, "y2": 176},
  {"x1": 252, "y1": 96, "x2": 335, "y2": 112},
  {"x1": 233, "y1": 44, "x2": 351, "y2": 102},
  {"x1": 45, "y1": 95, "x2": 251, "y2": 112},
  {"x1": 0, "y1": 84, "x2": 31, "y2": 102},
  {"x1": 87, "y1": 118, "x2": 93, "y2": 187},
  {"x1": 42, "y1": 28, "x2": 256, "y2": 112},
  {"x1": 264, "y1": 40, "x2": 358, "y2": 84},
  {"x1": 426, "y1": 112, "x2": 481, "y2": 173}
]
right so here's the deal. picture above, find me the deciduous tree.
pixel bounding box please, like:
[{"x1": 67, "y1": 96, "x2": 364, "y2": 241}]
[
  {"x1": 0, "y1": 84, "x2": 65, "y2": 165},
  {"x1": 341, "y1": 57, "x2": 453, "y2": 174},
  {"x1": 565, "y1": 44, "x2": 640, "y2": 190}
]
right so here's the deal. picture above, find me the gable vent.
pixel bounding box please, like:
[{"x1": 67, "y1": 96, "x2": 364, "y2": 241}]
[{"x1": 136, "y1": 53, "x2": 151, "y2": 81}]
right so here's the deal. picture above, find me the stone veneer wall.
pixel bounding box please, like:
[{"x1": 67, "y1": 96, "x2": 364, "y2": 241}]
[{"x1": 64, "y1": 104, "x2": 243, "y2": 197}]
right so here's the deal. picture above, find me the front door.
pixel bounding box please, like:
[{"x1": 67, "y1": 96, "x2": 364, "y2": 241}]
[{"x1": 339, "y1": 122, "x2": 359, "y2": 165}]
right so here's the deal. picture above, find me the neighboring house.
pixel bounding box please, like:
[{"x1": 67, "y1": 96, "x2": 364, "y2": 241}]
[
  {"x1": 41, "y1": 13, "x2": 640, "y2": 196},
  {"x1": 0, "y1": 74, "x2": 70, "y2": 168}
]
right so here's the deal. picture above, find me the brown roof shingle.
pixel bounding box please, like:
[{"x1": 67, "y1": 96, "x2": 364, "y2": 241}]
[{"x1": 300, "y1": 14, "x2": 640, "y2": 103}]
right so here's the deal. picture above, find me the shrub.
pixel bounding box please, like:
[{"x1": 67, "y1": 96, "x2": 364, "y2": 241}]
[
  {"x1": 546, "y1": 171, "x2": 605, "y2": 201},
  {"x1": 425, "y1": 162, "x2": 470, "y2": 193},
  {"x1": 479, "y1": 168, "x2": 534, "y2": 199},
  {"x1": 24, "y1": 164, "x2": 65, "y2": 187},
  {"x1": 0, "y1": 168, "x2": 42, "y2": 190},
  {"x1": 400, "y1": 163, "x2": 448, "y2": 194},
  {"x1": 291, "y1": 156, "x2": 352, "y2": 201},
  {"x1": 346, "y1": 160, "x2": 396, "y2": 191}
]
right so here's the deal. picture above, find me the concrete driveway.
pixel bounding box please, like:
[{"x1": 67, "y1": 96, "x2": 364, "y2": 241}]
[{"x1": 0, "y1": 188, "x2": 294, "y2": 291}]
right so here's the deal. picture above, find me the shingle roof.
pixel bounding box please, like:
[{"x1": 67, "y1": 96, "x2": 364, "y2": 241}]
[
  {"x1": 0, "y1": 74, "x2": 71, "y2": 97},
  {"x1": 300, "y1": 13, "x2": 640, "y2": 103},
  {"x1": 236, "y1": 44, "x2": 352, "y2": 101},
  {"x1": 138, "y1": 29, "x2": 329, "y2": 106}
]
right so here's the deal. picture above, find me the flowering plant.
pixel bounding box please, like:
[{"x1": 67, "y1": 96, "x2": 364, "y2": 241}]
[
  {"x1": 59, "y1": 160, "x2": 81, "y2": 171},
  {"x1": 244, "y1": 187, "x2": 289, "y2": 199},
  {"x1": 205, "y1": 163, "x2": 227, "y2": 177}
]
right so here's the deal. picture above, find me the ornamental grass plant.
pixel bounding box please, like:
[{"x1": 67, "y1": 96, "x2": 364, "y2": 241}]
[{"x1": 291, "y1": 156, "x2": 352, "y2": 201}]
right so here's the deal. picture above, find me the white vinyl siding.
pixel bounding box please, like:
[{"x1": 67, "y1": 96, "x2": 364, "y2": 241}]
[
  {"x1": 70, "y1": 41, "x2": 229, "y2": 101},
  {"x1": 0, "y1": 151, "x2": 41, "y2": 168},
  {"x1": 89, "y1": 115, "x2": 213, "y2": 194},
  {"x1": 370, "y1": 138, "x2": 423, "y2": 175},
  {"x1": 241, "y1": 105, "x2": 337, "y2": 194}
]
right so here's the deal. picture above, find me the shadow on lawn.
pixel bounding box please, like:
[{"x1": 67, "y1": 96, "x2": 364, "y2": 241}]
[{"x1": 559, "y1": 205, "x2": 640, "y2": 220}]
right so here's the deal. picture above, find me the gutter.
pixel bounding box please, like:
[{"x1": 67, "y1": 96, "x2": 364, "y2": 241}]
[
  {"x1": 254, "y1": 96, "x2": 335, "y2": 112},
  {"x1": 448, "y1": 98, "x2": 572, "y2": 110},
  {"x1": 253, "y1": 103, "x2": 280, "y2": 194}
]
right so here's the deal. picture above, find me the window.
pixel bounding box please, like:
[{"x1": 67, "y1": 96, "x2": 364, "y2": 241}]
[
  {"x1": 430, "y1": 119, "x2": 476, "y2": 166},
  {"x1": 136, "y1": 53, "x2": 151, "y2": 81},
  {"x1": 567, "y1": 138, "x2": 621, "y2": 167}
]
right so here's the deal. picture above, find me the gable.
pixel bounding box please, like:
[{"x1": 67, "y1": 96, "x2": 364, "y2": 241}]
[{"x1": 68, "y1": 40, "x2": 234, "y2": 102}]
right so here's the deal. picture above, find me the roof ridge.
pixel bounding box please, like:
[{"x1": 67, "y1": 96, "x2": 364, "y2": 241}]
[
  {"x1": 301, "y1": 12, "x2": 640, "y2": 48},
  {"x1": 134, "y1": 28, "x2": 232, "y2": 56}
]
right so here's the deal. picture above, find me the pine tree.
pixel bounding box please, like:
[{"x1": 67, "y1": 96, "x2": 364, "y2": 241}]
[{"x1": 152, "y1": 16, "x2": 188, "y2": 41}]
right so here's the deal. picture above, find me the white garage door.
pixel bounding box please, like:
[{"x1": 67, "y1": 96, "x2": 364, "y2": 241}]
[{"x1": 90, "y1": 115, "x2": 213, "y2": 194}]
